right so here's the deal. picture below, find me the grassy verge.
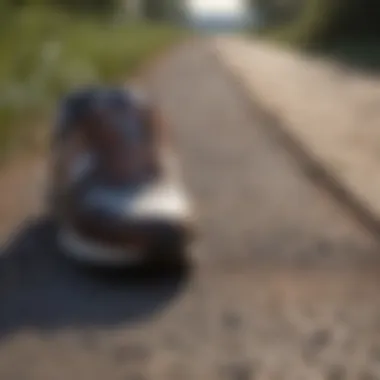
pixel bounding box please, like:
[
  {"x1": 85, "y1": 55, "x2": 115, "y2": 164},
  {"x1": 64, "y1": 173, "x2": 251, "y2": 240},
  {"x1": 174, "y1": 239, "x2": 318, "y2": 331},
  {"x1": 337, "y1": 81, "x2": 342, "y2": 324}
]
[
  {"x1": 254, "y1": 0, "x2": 340, "y2": 49},
  {"x1": 321, "y1": 39, "x2": 380, "y2": 72},
  {"x1": 0, "y1": 8, "x2": 183, "y2": 159},
  {"x1": 253, "y1": 1, "x2": 380, "y2": 72}
]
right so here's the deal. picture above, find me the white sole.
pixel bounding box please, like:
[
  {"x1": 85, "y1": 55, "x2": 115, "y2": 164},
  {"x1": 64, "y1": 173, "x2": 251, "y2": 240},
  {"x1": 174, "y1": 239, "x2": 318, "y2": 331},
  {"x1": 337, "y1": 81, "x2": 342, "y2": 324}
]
[{"x1": 58, "y1": 227, "x2": 143, "y2": 267}]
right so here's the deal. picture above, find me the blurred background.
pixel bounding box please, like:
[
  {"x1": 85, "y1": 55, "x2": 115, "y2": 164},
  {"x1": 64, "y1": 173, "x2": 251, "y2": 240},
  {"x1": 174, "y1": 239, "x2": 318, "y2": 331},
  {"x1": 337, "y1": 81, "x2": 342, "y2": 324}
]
[
  {"x1": 1, "y1": 2, "x2": 380, "y2": 378},
  {"x1": 1, "y1": 0, "x2": 379, "y2": 162},
  {"x1": 0, "y1": 0, "x2": 185, "y2": 160}
]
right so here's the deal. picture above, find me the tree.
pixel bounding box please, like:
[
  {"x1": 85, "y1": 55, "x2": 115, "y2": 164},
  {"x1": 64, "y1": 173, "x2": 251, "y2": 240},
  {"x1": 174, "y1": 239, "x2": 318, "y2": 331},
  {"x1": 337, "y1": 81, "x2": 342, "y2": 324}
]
[
  {"x1": 254, "y1": 0, "x2": 380, "y2": 47},
  {"x1": 1, "y1": 0, "x2": 122, "y2": 14},
  {"x1": 142, "y1": 0, "x2": 166, "y2": 20}
]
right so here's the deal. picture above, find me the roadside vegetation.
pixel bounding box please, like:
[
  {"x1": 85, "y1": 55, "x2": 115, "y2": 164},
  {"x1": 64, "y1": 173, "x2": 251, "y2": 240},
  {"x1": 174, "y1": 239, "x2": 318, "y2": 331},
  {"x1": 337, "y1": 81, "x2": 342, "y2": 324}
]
[
  {"x1": 252, "y1": 0, "x2": 380, "y2": 69},
  {"x1": 0, "y1": 1, "x2": 183, "y2": 160}
]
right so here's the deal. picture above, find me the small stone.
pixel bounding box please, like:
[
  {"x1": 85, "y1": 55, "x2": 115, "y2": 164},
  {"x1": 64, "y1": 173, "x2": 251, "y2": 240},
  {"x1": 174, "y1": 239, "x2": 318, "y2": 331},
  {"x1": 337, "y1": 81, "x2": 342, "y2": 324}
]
[
  {"x1": 308, "y1": 329, "x2": 331, "y2": 351},
  {"x1": 316, "y1": 240, "x2": 331, "y2": 257},
  {"x1": 326, "y1": 365, "x2": 346, "y2": 380},
  {"x1": 124, "y1": 374, "x2": 147, "y2": 380},
  {"x1": 359, "y1": 372, "x2": 377, "y2": 380},
  {"x1": 113, "y1": 344, "x2": 151, "y2": 363},
  {"x1": 303, "y1": 328, "x2": 331, "y2": 362},
  {"x1": 370, "y1": 344, "x2": 380, "y2": 362},
  {"x1": 163, "y1": 332, "x2": 184, "y2": 351},
  {"x1": 222, "y1": 311, "x2": 242, "y2": 330},
  {"x1": 166, "y1": 363, "x2": 193, "y2": 380},
  {"x1": 80, "y1": 331, "x2": 99, "y2": 350},
  {"x1": 219, "y1": 362, "x2": 257, "y2": 380}
]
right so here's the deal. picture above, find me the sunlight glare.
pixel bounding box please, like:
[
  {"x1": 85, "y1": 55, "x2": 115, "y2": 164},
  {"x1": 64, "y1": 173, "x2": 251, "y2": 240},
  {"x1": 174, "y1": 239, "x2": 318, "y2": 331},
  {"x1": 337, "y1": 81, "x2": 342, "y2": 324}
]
[{"x1": 187, "y1": 0, "x2": 246, "y2": 17}]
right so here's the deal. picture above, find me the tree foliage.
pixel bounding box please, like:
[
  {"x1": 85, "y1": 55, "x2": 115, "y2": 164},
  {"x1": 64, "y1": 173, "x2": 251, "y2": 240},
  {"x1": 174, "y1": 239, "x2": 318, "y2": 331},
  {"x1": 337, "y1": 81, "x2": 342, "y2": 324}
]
[
  {"x1": 256, "y1": 0, "x2": 380, "y2": 46},
  {"x1": 0, "y1": 0, "x2": 122, "y2": 14},
  {"x1": 142, "y1": 0, "x2": 183, "y2": 21}
]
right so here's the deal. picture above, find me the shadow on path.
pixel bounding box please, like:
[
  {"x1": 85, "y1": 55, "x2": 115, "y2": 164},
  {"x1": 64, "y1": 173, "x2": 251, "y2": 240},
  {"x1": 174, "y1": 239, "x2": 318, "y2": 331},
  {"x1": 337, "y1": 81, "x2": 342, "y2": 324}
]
[{"x1": 0, "y1": 218, "x2": 190, "y2": 339}]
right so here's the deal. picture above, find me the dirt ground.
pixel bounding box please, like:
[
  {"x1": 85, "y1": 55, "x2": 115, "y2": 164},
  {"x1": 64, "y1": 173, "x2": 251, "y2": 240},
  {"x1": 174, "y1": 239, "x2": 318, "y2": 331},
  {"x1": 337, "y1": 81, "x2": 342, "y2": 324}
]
[{"x1": 1, "y1": 40, "x2": 380, "y2": 380}]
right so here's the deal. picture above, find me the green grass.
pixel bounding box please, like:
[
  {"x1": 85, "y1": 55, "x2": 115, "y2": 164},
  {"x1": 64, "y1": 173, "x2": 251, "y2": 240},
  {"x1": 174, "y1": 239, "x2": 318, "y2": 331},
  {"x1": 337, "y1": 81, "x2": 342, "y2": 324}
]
[{"x1": 0, "y1": 8, "x2": 183, "y2": 158}]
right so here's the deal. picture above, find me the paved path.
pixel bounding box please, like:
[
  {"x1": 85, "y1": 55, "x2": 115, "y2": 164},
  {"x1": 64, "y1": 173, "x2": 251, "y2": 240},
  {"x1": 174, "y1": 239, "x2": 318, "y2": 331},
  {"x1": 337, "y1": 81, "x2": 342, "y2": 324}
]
[
  {"x1": 215, "y1": 36, "x2": 380, "y2": 237},
  {"x1": 1, "y1": 40, "x2": 380, "y2": 379}
]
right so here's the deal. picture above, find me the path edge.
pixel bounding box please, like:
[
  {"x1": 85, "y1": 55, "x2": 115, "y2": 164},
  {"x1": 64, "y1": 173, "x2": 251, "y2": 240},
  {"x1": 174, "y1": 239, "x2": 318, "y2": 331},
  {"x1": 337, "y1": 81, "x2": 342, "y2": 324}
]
[{"x1": 212, "y1": 42, "x2": 380, "y2": 241}]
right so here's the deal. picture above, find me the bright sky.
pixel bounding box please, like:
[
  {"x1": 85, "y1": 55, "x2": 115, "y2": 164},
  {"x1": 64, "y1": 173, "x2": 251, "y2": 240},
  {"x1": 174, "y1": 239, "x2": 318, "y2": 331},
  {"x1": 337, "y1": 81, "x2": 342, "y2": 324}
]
[{"x1": 187, "y1": 0, "x2": 246, "y2": 17}]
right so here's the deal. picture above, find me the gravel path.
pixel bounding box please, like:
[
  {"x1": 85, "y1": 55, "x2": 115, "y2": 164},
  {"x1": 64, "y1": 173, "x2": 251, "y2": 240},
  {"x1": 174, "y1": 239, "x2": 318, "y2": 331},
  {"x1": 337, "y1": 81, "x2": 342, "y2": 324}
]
[{"x1": 1, "y1": 40, "x2": 380, "y2": 379}]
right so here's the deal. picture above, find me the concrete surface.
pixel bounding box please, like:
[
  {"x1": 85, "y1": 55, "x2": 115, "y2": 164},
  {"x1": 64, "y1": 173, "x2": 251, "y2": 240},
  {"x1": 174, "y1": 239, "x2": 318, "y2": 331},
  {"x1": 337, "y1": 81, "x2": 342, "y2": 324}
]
[
  {"x1": 214, "y1": 36, "x2": 380, "y2": 237},
  {"x1": 0, "y1": 39, "x2": 380, "y2": 379}
]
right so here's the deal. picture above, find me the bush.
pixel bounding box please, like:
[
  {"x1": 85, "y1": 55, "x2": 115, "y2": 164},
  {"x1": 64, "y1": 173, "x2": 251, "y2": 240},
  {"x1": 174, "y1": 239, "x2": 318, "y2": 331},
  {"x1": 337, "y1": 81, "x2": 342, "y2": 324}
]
[
  {"x1": 257, "y1": 0, "x2": 380, "y2": 49},
  {"x1": 259, "y1": 0, "x2": 340, "y2": 48},
  {"x1": 0, "y1": 0, "x2": 121, "y2": 14},
  {"x1": 0, "y1": 7, "x2": 182, "y2": 157}
]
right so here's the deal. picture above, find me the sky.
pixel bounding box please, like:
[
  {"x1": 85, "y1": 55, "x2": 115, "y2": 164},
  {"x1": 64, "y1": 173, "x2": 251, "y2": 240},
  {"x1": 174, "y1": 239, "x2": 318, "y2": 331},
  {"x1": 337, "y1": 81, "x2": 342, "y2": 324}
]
[{"x1": 187, "y1": 0, "x2": 246, "y2": 17}]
